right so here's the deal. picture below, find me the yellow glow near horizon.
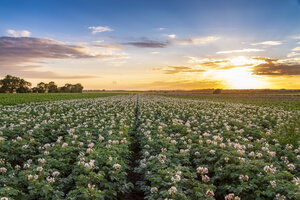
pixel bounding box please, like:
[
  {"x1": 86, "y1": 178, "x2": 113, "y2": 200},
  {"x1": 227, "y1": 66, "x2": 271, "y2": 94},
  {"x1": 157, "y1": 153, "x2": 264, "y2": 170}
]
[
  {"x1": 212, "y1": 56, "x2": 268, "y2": 89},
  {"x1": 218, "y1": 67, "x2": 267, "y2": 89}
]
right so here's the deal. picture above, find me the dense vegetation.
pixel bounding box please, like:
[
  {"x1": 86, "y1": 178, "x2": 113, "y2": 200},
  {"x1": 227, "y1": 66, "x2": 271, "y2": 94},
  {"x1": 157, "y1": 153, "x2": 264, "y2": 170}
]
[
  {"x1": 0, "y1": 75, "x2": 83, "y2": 93},
  {"x1": 0, "y1": 93, "x2": 123, "y2": 106},
  {"x1": 0, "y1": 95, "x2": 299, "y2": 199},
  {"x1": 162, "y1": 94, "x2": 300, "y2": 111}
]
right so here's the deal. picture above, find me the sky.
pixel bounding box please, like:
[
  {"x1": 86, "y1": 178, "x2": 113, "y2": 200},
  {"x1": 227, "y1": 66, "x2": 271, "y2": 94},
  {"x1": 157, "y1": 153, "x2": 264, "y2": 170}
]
[{"x1": 0, "y1": 0, "x2": 300, "y2": 90}]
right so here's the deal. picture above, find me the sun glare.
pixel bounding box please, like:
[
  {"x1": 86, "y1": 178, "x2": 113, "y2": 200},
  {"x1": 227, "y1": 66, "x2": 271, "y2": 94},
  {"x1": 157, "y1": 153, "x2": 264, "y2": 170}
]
[
  {"x1": 218, "y1": 67, "x2": 267, "y2": 89},
  {"x1": 212, "y1": 56, "x2": 268, "y2": 89}
]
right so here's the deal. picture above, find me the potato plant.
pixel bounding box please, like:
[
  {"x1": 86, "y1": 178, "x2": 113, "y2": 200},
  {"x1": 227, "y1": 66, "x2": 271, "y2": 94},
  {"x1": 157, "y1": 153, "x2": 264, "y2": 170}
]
[{"x1": 0, "y1": 95, "x2": 299, "y2": 200}]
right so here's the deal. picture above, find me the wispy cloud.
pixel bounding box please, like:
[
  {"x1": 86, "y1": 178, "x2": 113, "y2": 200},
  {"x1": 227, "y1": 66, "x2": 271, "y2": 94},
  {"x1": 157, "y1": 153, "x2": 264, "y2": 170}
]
[
  {"x1": 291, "y1": 35, "x2": 300, "y2": 39},
  {"x1": 148, "y1": 79, "x2": 224, "y2": 89},
  {"x1": 292, "y1": 47, "x2": 300, "y2": 51},
  {"x1": 164, "y1": 34, "x2": 176, "y2": 39},
  {"x1": 151, "y1": 51, "x2": 160, "y2": 54},
  {"x1": 88, "y1": 26, "x2": 113, "y2": 34},
  {"x1": 252, "y1": 57, "x2": 300, "y2": 76},
  {"x1": 157, "y1": 27, "x2": 166, "y2": 31},
  {"x1": 287, "y1": 52, "x2": 300, "y2": 57},
  {"x1": 251, "y1": 40, "x2": 282, "y2": 46},
  {"x1": 187, "y1": 56, "x2": 267, "y2": 70},
  {"x1": 0, "y1": 69, "x2": 98, "y2": 79},
  {"x1": 216, "y1": 48, "x2": 265, "y2": 54},
  {"x1": 122, "y1": 38, "x2": 169, "y2": 48},
  {"x1": 153, "y1": 66, "x2": 205, "y2": 74},
  {"x1": 175, "y1": 36, "x2": 220, "y2": 45},
  {"x1": 6, "y1": 29, "x2": 31, "y2": 37},
  {"x1": 93, "y1": 40, "x2": 104, "y2": 43},
  {"x1": 120, "y1": 36, "x2": 219, "y2": 48},
  {"x1": 94, "y1": 44, "x2": 121, "y2": 50},
  {"x1": 0, "y1": 37, "x2": 110, "y2": 79}
]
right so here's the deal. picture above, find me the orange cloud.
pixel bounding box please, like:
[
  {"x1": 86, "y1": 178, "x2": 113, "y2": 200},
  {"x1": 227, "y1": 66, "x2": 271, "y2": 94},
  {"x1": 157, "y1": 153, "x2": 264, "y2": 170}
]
[{"x1": 153, "y1": 66, "x2": 205, "y2": 74}]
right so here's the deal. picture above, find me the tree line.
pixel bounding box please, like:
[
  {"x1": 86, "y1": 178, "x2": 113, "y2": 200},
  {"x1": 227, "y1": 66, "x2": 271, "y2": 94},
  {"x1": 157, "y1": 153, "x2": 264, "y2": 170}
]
[{"x1": 0, "y1": 75, "x2": 83, "y2": 93}]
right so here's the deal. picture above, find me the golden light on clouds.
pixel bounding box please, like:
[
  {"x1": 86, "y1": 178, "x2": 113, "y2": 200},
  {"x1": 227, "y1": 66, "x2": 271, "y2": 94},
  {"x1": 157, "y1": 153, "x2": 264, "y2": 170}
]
[
  {"x1": 208, "y1": 56, "x2": 266, "y2": 89},
  {"x1": 153, "y1": 56, "x2": 272, "y2": 89}
]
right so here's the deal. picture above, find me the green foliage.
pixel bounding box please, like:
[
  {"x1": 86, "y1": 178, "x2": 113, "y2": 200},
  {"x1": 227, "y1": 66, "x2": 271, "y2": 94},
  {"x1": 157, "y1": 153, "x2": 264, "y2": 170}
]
[{"x1": 0, "y1": 93, "x2": 124, "y2": 105}]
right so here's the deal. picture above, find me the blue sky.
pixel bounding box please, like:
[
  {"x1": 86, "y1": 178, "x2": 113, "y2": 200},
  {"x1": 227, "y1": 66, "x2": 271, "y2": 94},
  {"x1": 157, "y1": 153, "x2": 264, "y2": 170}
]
[{"x1": 0, "y1": 0, "x2": 300, "y2": 89}]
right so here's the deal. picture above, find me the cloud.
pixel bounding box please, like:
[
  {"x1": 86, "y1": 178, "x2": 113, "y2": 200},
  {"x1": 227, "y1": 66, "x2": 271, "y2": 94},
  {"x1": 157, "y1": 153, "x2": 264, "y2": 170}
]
[
  {"x1": 94, "y1": 44, "x2": 121, "y2": 50},
  {"x1": 151, "y1": 51, "x2": 160, "y2": 54},
  {"x1": 153, "y1": 66, "x2": 205, "y2": 74},
  {"x1": 0, "y1": 37, "x2": 109, "y2": 66},
  {"x1": 93, "y1": 40, "x2": 104, "y2": 43},
  {"x1": 287, "y1": 52, "x2": 300, "y2": 57},
  {"x1": 6, "y1": 29, "x2": 31, "y2": 37},
  {"x1": 216, "y1": 48, "x2": 265, "y2": 54},
  {"x1": 120, "y1": 36, "x2": 219, "y2": 48},
  {"x1": 164, "y1": 34, "x2": 176, "y2": 39},
  {"x1": 148, "y1": 79, "x2": 224, "y2": 89},
  {"x1": 157, "y1": 27, "x2": 166, "y2": 31},
  {"x1": 0, "y1": 37, "x2": 109, "y2": 79},
  {"x1": 251, "y1": 41, "x2": 282, "y2": 46},
  {"x1": 186, "y1": 56, "x2": 262, "y2": 70},
  {"x1": 0, "y1": 69, "x2": 98, "y2": 79},
  {"x1": 292, "y1": 35, "x2": 300, "y2": 39},
  {"x1": 252, "y1": 58, "x2": 300, "y2": 76},
  {"x1": 88, "y1": 26, "x2": 113, "y2": 34},
  {"x1": 175, "y1": 36, "x2": 220, "y2": 45},
  {"x1": 122, "y1": 38, "x2": 169, "y2": 48},
  {"x1": 292, "y1": 47, "x2": 300, "y2": 51}
]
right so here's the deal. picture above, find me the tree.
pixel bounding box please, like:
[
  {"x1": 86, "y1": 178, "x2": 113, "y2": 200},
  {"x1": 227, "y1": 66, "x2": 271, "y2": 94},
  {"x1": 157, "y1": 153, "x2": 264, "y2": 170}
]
[
  {"x1": 0, "y1": 75, "x2": 84, "y2": 93},
  {"x1": 0, "y1": 75, "x2": 32, "y2": 93},
  {"x1": 48, "y1": 81, "x2": 58, "y2": 93},
  {"x1": 16, "y1": 78, "x2": 32, "y2": 93},
  {"x1": 213, "y1": 89, "x2": 222, "y2": 94},
  {"x1": 36, "y1": 82, "x2": 48, "y2": 93},
  {"x1": 59, "y1": 83, "x2": 72, "y2": 93},
  {"x1": 71, "y1": 83, "x2": 83, "y2": 93}
]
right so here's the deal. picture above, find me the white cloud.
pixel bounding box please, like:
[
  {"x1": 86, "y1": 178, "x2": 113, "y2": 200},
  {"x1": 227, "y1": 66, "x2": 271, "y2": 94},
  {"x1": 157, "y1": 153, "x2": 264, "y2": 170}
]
[
  {"x1": 287, "y1": 52, "x2": 300, "y2": 57},
  {"x1": 157, "y1": 27, "x2": 166, "y2": 31},
  {"x1": 292, "y1": 35, "x2": 300, "y2": 39},
  {"x1": 176, "y1": 36, "x2": 220, "y2": 45},
  {"x1": 292, "y1": 47, "x2": 300, "y2": 51},
  {"x1": 93, "y1": 40, "x2": 104, "y2": 43},
  {"x1": 88, "y1": 26, "x2": 113, "y2": 34},
  {"x1": 251, "y1": 41, "x2": 282, "y2": 46},
  {"x1": 164, "y1": 34, "x2": 176, "y2": 39},
  {"x1": 151, "y1": 51, "x2": 160, "y2": 54},
  {"x1": 6, "y1": 29, "x2": 31, "y2": 37},
  {"x1": 216, "y1": 48, "x2": 265, "y2": 54}
]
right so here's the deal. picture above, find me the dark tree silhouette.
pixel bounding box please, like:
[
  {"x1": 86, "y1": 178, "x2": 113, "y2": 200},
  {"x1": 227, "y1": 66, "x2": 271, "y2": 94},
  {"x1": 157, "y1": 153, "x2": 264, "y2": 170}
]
[{"x1": 0, "y1": 75, "x2": 84, "y2": 93}]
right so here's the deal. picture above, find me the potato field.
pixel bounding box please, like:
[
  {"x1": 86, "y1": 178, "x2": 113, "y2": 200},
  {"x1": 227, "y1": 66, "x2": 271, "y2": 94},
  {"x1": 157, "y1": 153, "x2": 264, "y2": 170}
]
[{"x1": 0, "y1": 95, "x2": 299, "y2": 200}]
